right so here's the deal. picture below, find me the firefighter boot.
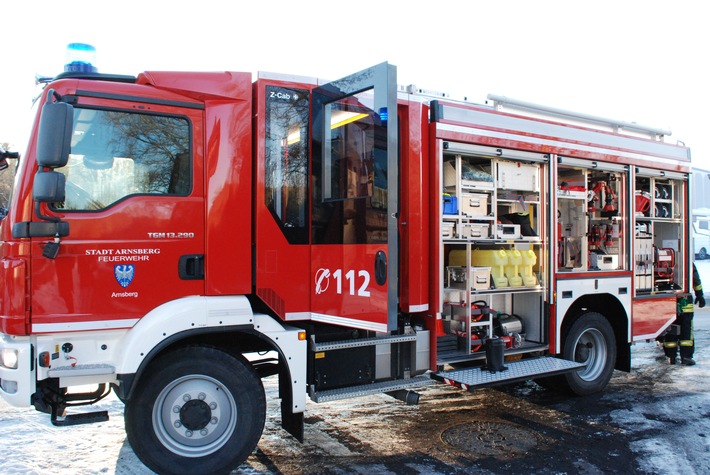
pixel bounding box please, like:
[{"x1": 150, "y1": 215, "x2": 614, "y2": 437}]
[
  {"x1": 681, "y1": 357, "x2": 696, "y2": 366},
  {"x1": 663, "y1": 340, "x2": 678, "y2": 365}
]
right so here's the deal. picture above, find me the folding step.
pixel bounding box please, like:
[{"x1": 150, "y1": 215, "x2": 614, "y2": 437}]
[
  {"x1": 309, "y1": 375, "x2": 432, "y2": 403},
  {"x1": 49, "y1": 383, "x2": 112, "y2": 427},
  {"x1": 311, "y1": 334, "x2": 417, "y2": 352},
  {"x1": 51, "y1": 410, "x2": 109, "y2": 427},
  {"x1": 431, "y1": 357, "x2": 585, "y2": 391}
]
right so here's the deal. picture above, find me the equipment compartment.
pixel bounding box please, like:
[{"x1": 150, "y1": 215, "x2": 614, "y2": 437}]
[{"x1": 438, "y1": 143, "x2": 547, "y2": 365}]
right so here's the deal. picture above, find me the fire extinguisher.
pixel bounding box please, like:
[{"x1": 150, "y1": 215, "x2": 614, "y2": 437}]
[{"x1": 604, "y1": 224, "x2": 614, "y2": 247}]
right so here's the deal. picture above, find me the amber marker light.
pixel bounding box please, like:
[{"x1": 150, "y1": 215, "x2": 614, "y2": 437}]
[{"x1": 38, "y1": 351, "x2": 51, "y2": 368}]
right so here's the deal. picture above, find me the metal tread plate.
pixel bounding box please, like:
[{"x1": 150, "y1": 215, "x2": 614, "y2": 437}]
[
  {"x1": 432, "y1": 357, "x2": 585, "y2": 391},
  {"x1": 313, "y1": 334, "x2": 417, "y2": 351},
  {"x1": 310, "y1": 375, "x2": 433, "y2": 403},
  {"x1": 48, "y1": 363, "x2": 116, "y2": 377}
]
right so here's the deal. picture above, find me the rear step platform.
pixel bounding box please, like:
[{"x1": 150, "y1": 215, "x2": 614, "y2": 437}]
[{"x1": 432, "y1": 357, "x2": 585, "y2": 391}]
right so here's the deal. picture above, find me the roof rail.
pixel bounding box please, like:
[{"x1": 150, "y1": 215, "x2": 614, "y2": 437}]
[{"x1": 487, "y1": 94, "x2": 671, "y2": 139}]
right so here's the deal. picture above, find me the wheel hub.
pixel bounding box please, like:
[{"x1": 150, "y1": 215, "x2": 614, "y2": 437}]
[
  {"x1": 574, "y1": 328, "x2": 606, "y2": 381},
  {"x1": 154, "y1": 375, "x2": 237, "y2": 456},
  {"x1": 180, "y1": 399, "x2": 212, "y2": 431}
]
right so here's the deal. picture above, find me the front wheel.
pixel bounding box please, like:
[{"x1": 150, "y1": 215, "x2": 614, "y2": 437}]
[
  {"x1": 560, "y1": 312, "x2": 617, "y2": 396},
  {"x1": 125, "y1": 347, "x2": 266, "y2": 475}
]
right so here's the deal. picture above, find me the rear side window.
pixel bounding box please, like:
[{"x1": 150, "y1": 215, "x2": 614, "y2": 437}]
[
  {"x1": 54, "y1": 108, "x2": 191, "y2": 211},
  {"x1": 265, "y1": 86, "x2": 309, "y2": 244}
]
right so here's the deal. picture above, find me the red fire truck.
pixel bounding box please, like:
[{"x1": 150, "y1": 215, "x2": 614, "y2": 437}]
[{"x1": 0, "y1": 50, "x2": 693, "y2": 474}]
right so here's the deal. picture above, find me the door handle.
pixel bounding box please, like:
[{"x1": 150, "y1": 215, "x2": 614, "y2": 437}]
[
  {"x1": 178, "y1": 254, "x2": 204, "y2": 280},
  {"x1": 375, "y1": 250, "x2": 387, "y2": 285}
]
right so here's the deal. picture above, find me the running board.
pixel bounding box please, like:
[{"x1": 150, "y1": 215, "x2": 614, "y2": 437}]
[
  {"x1": 309, "y1": 375, "x2": 433, "y2": 403},
  {"x1": 311, "y1": 334, "x2": 417, "y2": 352},
  {"x1": 432, "y1": 357, "x2": 585, "y2": 391}
]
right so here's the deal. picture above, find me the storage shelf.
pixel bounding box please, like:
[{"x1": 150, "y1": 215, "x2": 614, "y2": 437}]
[
  {"x1": 637, "y1": 217, "x2": 681, "y2": 223},
  {"x1": 460, "y1": 215, "x2": 496, "y2": 220},
  {"x1": 443, "y1": 238, "x2": 543, "y2": 245},
  {"x1": 497, "y1": 199, "x2": 540, "y2": 205},
  {"x1": 460, "y1": 185, "x2": 494, "y2": 191},
  {"x1": 442, "y1": 218, "x2": 495, "y2": 223},
  {"x1": 445, "y1": 284, "x2": 545, "y2": 295},
  {"x1": 471, "y1": 285, "x2": 544, "y2": 296},
  {"x1": 557, "y1": 191, "x2": 586, "y2": 200}
]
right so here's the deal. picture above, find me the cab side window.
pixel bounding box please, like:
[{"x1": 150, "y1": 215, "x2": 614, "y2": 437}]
[
  {"x1": 54, "y1": 108, "x2": 191, "y2": 211},
  {"x1": 264, "y1": 86, "x2": 309, "y2": 244}
]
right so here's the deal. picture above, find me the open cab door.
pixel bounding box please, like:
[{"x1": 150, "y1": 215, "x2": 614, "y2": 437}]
[{"x1": 311, "y1": 62, "x2": 399, "y2": 333}]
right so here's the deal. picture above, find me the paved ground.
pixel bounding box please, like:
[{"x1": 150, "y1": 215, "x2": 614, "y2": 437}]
[{"x1": 237, "y1": 305, "x2": 710, "y2": 475}]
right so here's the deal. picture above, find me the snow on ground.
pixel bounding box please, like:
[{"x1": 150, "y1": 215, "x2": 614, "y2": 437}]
[
  {"x1": 618, "y1": 334, "x2": 710, "y2": 474},
  {"x1": 0, "y1": 394, "x2": 147, "y2": 474}
]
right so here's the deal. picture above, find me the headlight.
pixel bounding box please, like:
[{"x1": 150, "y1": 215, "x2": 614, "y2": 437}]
[{"x1": 1, "y1": 348, "x2": 18, "y2": 369}]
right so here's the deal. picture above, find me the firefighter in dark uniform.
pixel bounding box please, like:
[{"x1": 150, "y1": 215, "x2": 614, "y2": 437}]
[{"x1": 663, "y1": 263, "x2": 704, "y2": 365}]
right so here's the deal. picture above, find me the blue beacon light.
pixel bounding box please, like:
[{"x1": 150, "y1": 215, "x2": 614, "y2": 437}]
[
  {"x1": 378, "y1": 107, "x2": 388, "y2": 125},
  {"x1": 64, "y1": 43, "x2": 98, "y2": 73}
]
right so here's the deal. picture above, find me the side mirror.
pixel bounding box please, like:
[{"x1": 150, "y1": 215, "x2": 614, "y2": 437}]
[
  {"x1": 33, "y1": 171, "x2": 66, "y2": 203},
  {"x1": 36, "y1": 91, "x2": 73, "y2": 168},
  {"x1": 0, "y1": 150, "x2": 19, "y2": 171}
]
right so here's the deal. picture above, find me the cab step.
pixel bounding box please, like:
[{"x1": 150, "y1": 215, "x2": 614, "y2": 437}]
[
  {"x1": 431, "y1": 357, "x2": 585, "y2": 391},
  {"x1": 309, "y1": 375, "x2": 432, "y2": 403},
  {"x1": 51, "y1": 409, "x2": 109, "y2": 427},
  {"x1": 47, "y1": 383, "x2": 112, "y2": 427}
]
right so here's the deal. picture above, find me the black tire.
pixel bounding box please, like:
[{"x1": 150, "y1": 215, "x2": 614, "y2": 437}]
[
  {"x1": 125, "y1": 347, "x2": 265, "y2": 475},
  {"x1": 560, "y1": 312, "x2": 616, "y2": 396}
]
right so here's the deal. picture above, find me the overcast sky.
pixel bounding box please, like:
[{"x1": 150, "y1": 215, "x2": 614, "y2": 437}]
[{"x1": 3, "y1": 1, "x2": 708, "y2": 171}]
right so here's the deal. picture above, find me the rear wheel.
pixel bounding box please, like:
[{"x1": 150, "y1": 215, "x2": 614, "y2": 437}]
[
  {"x1": 125, "y1": 347, "x2": 265, "y2": 475},
  {"x1": 535, "y1": 312, "x2": 616, "y2": 395},
  {"x1": 561, "y1": 312, "x2": 616, "y2": 395}
]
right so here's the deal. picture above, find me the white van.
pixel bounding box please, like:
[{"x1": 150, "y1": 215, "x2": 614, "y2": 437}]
[{"x1": 694, "y1": 217, "x2": 710, "y2": 259}]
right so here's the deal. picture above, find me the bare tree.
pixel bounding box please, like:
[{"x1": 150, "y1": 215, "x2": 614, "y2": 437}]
[{"x1": 0, "y1": 143, "x2": 18, "y2": 211}]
